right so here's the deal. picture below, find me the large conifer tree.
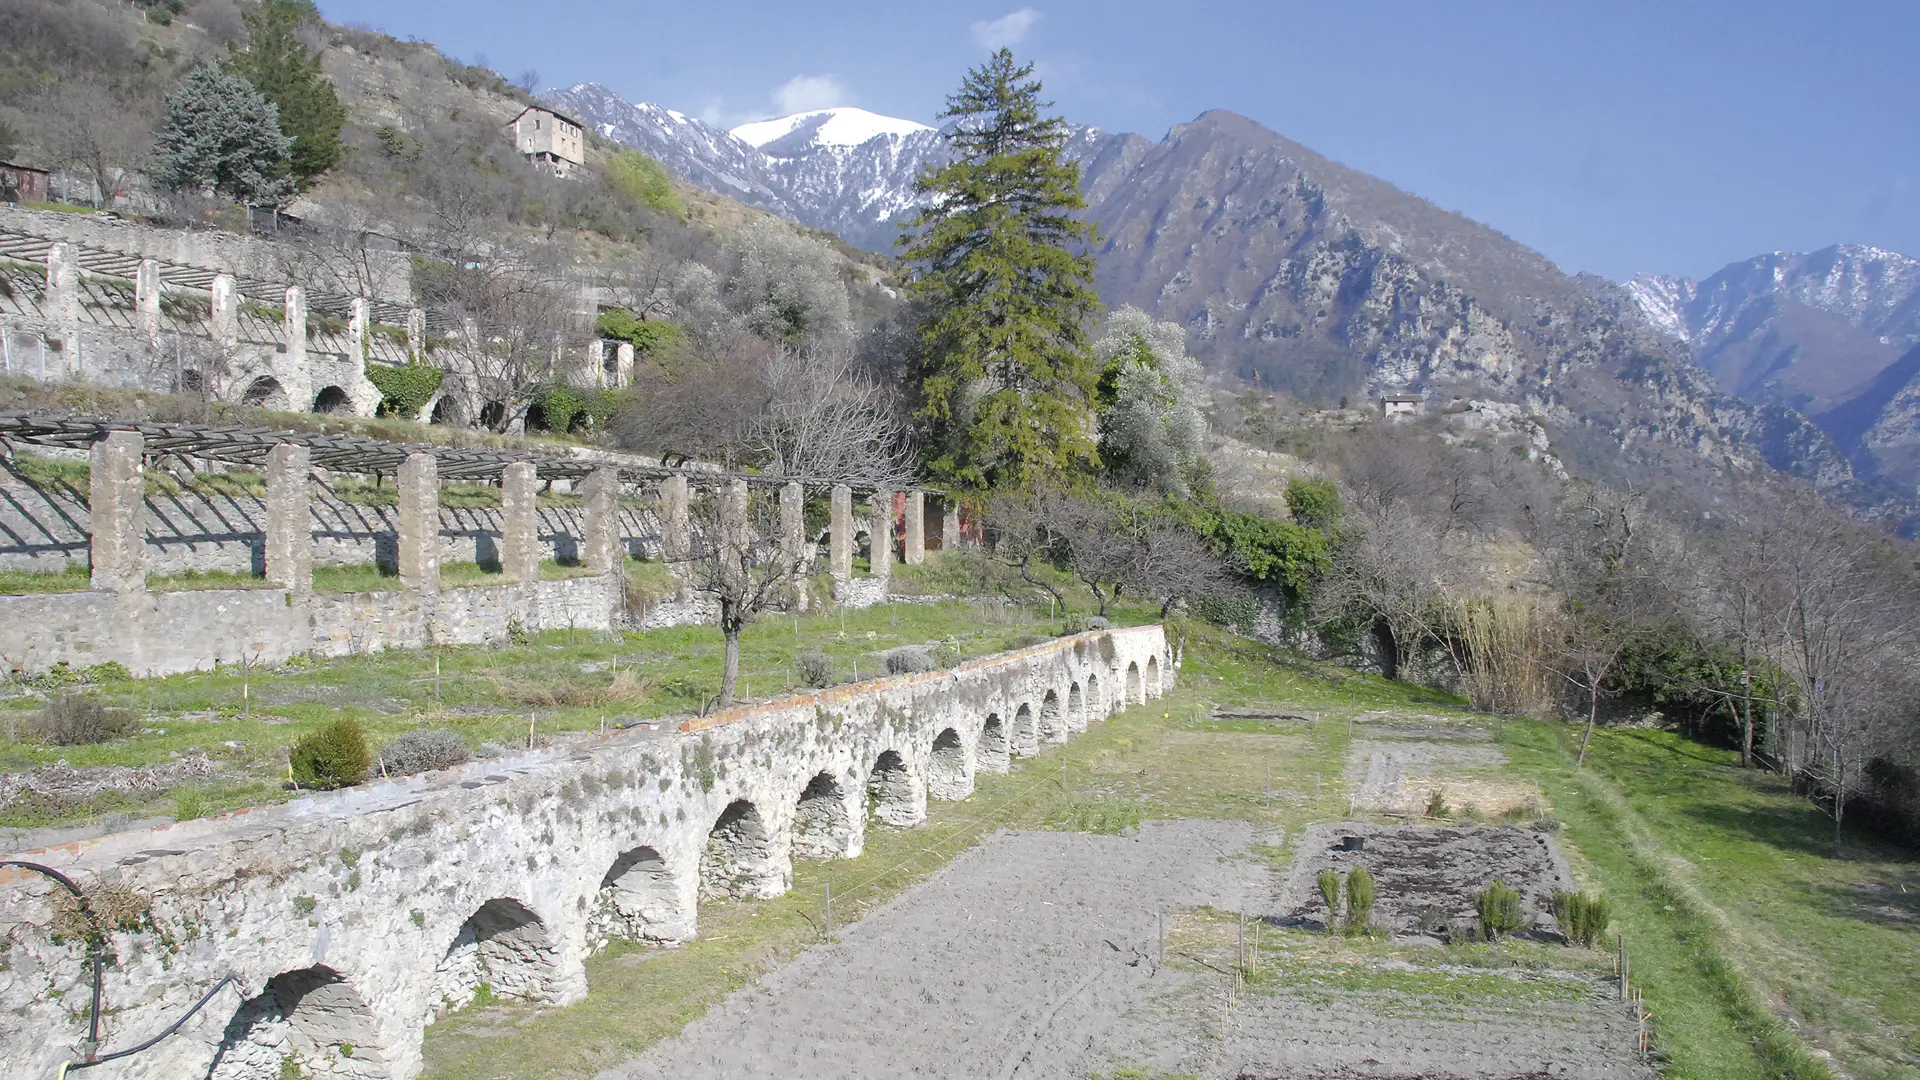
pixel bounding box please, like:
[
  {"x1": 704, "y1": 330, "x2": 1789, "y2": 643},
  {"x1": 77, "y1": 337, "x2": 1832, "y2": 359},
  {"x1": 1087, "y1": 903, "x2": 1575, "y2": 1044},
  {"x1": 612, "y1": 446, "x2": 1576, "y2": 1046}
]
[
  {"x1": 900, "y1": 49, "x2": 1101, "y2": 494},
  {"x1": 223, "y1": 0, "x2": 346, "y2": 190}
]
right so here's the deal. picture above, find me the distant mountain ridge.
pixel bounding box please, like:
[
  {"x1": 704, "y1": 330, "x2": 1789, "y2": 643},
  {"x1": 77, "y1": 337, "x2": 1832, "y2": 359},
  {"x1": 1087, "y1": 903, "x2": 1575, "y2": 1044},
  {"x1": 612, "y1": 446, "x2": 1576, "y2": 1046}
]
[
  {"x1": 1625, "y1": 245, "x2": 1920, "y2": 491},
  {"x1": 549, "y1": 82, "x2": 1903, "y2": 517}
]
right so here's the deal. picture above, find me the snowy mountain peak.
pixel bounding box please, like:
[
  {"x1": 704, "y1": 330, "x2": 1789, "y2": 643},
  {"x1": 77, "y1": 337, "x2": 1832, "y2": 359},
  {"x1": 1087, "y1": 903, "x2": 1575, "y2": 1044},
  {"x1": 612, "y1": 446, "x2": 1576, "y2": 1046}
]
[
  {"x1": 1623, "y1": 274, "x2": 1698, "y2": 342},
  {"x1": 731, "y1": 108, "x2": 932, "y2": 154}
]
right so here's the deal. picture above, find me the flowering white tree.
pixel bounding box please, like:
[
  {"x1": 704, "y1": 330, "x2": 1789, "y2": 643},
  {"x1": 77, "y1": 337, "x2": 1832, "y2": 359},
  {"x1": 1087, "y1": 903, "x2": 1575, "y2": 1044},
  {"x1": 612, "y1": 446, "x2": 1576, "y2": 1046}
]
[{"x1": 1093, "y1": 306, "x2": 1207, "y2": 494}]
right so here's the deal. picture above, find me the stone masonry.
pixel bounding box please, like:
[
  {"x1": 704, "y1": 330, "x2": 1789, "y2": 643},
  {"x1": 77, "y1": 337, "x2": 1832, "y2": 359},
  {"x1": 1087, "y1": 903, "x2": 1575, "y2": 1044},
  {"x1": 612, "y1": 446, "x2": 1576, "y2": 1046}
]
[{"x1": 0, "y1": 625, "x2": 1174, "y2": 1080}]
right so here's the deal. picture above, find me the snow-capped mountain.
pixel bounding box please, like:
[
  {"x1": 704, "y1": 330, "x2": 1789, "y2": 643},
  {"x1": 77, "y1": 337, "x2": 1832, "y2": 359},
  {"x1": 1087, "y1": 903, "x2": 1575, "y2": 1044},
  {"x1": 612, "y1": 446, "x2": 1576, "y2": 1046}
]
[
  {"x1": 1624, "y1": 244, "x2": 1920, "y2": 489},
  {"x1": 545, "y1": 84, "x2": 947, "y2": 250}
]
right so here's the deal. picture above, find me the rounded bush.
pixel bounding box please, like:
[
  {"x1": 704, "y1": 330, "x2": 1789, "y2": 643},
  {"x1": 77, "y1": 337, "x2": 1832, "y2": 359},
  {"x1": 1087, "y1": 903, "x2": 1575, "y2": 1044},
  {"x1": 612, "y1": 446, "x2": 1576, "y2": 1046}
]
[
  {"x1": 291, "y1": 719, "x2": 371, "y2": 790},
  {"x1": 377, "y1": 727, "x2": 470, "y2": 777},
  {"x1": 884, "y1": 646, "x2": 935, "y2": 675},
  {"x1": 796, "y1": 648, "x2": 836, "y2": 688}
]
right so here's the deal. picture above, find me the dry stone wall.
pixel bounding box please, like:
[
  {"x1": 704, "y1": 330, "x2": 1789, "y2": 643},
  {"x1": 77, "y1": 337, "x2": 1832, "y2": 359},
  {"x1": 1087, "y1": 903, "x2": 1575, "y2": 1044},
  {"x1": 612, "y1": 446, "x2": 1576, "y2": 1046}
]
[{"x1": 0, "y1": 625, "x2": 1173, "y2": 1080}]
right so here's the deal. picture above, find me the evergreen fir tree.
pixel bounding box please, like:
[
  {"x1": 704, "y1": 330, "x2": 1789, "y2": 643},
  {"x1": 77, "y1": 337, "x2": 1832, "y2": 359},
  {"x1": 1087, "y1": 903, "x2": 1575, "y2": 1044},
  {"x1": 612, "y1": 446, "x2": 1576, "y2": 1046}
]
[
  {"x1": 223, "y1": 0, "x2": 346, "y2": 189},
  {"x1": 153, "y1": 67, "x2": 292, "y2": 205},
  {"x1": 900, "y1": 49, "x2": 1102, "y2": 494}
]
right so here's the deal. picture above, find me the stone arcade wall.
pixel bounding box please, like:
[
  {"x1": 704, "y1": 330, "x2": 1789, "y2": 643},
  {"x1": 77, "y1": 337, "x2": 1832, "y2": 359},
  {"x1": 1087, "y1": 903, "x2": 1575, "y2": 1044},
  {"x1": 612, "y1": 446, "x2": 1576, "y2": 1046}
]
[{"x1": 0, "y1": 625, "x2": 1174, "y2": 1080}]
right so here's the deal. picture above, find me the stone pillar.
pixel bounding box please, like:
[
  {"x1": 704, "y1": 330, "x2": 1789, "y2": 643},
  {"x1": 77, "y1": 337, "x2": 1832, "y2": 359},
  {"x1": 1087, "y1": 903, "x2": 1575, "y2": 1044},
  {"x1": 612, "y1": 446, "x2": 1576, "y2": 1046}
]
[
  {"x1": 407, "y1": 307, "x2": 426, "y2": 363},
  {"x1": 88, "y1": 430, "x2": 145, "y2": 593},
  {"x1": 134, "y1": 259, "x2": 160, "y2": 341},
  {"x1": 903, "y1": 490, "x2": 925, "y2": 565},
  {"x1": 282, "y1": 286, "x2": 310, "y2": 408},
  {"x1": 657, "y1": 474, "x2": 689, "y2": 564},
  {"x1": 501, "y1": 461, "x2": 540, "y2": 583},
  {"x1": 397, "y1": 452, "x2": 439, "y2": 594},
  {"x1": 47, "y1": 244, "x2": 78, "y2": 370},
  {"x1": 940, "y1": 494, "x2": 961, "y2": 552},
  {"x1": 829, "y1": 483, "x2": 853, "y2": 586},
  {"x1": 583, "y1": 465, "x2": 622, "y2": 574},
  {"x1": 615, "y1": 341, "x2": 634, "y2": 388},
  {"x1": 210, "y1": 273, "x2": 238, "y2": 352},
  {"x1": 348, "y1": 297, "x2": 370, "y2": 365},
  {"x1": 779, "y1": 480, "x2": 808, "y2": 611},
  {"x1": 264, "y1": 443, "x2": 312, "y2": 593},
  {"x1": 718, "y1": 477, "x2": 749, "y2": 593},
  {"x1": 587, "y1": 339, "x2": 606, "y2": 388},
  {"x1": 869, "y1": 490, "x2": 894, "y2": 585}
]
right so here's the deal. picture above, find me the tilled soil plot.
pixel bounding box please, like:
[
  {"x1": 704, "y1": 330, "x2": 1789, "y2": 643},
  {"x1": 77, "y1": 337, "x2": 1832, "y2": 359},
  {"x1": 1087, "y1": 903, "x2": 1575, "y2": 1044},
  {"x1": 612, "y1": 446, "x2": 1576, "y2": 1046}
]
[
  {"x1": 599, "y1": 819, "x2": 1271, "y2": 1080},
  {"x1": 1279, "y1": 823, "x2": 1575, "y2": 936}
]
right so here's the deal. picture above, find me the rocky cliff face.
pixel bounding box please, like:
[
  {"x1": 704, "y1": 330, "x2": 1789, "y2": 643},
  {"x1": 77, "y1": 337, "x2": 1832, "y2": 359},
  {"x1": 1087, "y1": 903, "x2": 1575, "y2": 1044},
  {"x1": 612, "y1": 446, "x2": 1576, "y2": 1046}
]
[{"x1": 553, "y1": 86, "x2": 1871, "y2": 506}]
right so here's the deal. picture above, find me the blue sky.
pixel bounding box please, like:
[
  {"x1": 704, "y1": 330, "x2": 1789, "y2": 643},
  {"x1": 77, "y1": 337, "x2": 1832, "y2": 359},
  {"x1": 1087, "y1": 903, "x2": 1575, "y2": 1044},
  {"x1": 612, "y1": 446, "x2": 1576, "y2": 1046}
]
[{"x1": 317, "y1": 0, "x2": 1918, "y2": 281}]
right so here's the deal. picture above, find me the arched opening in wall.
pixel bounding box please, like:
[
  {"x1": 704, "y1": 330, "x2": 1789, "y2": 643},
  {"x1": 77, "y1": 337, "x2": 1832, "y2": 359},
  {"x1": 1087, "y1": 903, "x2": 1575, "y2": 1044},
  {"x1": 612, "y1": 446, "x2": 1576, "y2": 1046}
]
[
  {"x1": 1126, "y1": 662, "x2": 1143, "y2": 705},
  {"x1": 207, "y1": 965, "x2": 387, "y2": 1080},
  {"x1": 1370, "y1": 621, "x2": 1399, "y2": 681},
  {"x1": 311, "y1": 385, "x2": 351, "y2": 414},
  {"x1": 1146, "y1": 656, "x2": 1161, "y2": 697},
  {"x1": 432, "y1": 897, "x2": 559, "y2": 1015},
  {"x1": 430, "y1": 394, "x2": 466, "y2": 427},
  {"x1": 978, "y1": 713, "x2": 1009, "y2": 774},
  {"x1": 1086, "y1": 673, "x2": 1102, "y2": 719},
  {"x1": 241, "y1": 375, "x2": 289, "y2": 411},
  {"x1": 589, "y1": 845, "x2": 687, "y2": 945},
  {"x1": 524, "y1": 398, "x2": 552, "y2": 432},
  {"x1": 792, "y1": 772, "x2": 854, "y2": 859},
  {"x1": 1011, "y1": 703, "x2": 1038, "y2": 757},
  {"x1": 701, "y1": 799, "x2": 784, "y2": 900},
  {"x1": 479, "y1": 400, "x2": 507, "y2": 430},
  {"x1": 866, "y1": 749, "x2": 921, "y2": 826},
  {"x1": 928, "y1": 727, "x2": 969, "y2": 799},
  {"x1": 1038, "y1": 688, "x2": 1065, "y2": 744},
  {"x1": 1067, "y1": 682, "x2": 1085, "y2": 733}
]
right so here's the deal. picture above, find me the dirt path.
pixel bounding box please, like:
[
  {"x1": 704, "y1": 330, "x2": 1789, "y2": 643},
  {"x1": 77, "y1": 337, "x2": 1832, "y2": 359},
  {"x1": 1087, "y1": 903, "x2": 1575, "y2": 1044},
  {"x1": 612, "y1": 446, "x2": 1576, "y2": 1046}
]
[{"x1": 598, "y1": 819, "x2": 1269, "y2": 1080}]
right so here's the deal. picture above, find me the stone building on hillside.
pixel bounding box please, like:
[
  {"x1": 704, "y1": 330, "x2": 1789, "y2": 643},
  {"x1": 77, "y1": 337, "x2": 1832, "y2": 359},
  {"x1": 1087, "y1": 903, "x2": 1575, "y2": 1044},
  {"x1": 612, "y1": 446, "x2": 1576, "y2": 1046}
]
[
  {"x1": 0, "y1": 161, "x2": 49, "y2": 205},
  {"x1": 506, "y1": 105, "x2": 585, "y2": 177},
  {"x1": 1381, "y1": 391, "x2": 1427, "y2": 418}
]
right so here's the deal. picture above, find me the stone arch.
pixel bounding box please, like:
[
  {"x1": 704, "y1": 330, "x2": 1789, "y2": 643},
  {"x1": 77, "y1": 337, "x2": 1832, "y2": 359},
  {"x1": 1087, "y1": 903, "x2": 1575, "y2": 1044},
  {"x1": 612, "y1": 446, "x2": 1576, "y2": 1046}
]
[
  {"x1": 429, "y1": 393, "x2": 467, "y2": 426},
  {"x1": 432, "y1": 898, "x2": 559, "y2": 1016},
  {"x1": 1086, "y1": 673, "x2": 1103, "y2": 718},
  {"x1": 866, "y1": 749, "x2": 925, "y2": 827},
  {"x1": 1126, "y1": 661, "x2": 1143, "y2": 705},
  {"x1": 977, "y1": 713, "x2": 1010, "y2": 774},
  {"x1": 1067, "y1": 682, "x2": 1086, "y2": 732},
  {"x1": 1146, "y1": 656, "x2": 1161, "y2": 697},
  {"x1": 1011, "y1": 703, "x2": 1038, "y2": 758},
  {"x1": 792, "y1": 771, "x2": 857, "y2": 860},
  {"x1": 478, "y1": 400, "x2": 507, "y2": 430},
  {"x1": 240, "y1": 375, "x2": 289, "y2": 411},
  {"x1": 928, "y1": 727, "x2": 971, "y2": 800},
  {"x1": 310, "y1": 385, "x2": 352, "y2": 414},
  {"x1": 1038, "y1": 688, "x2": 1066, "y2": 744},
  {"x1": 589, "y1": 844, "x2": 691, "y2": 945},
  {"x1": 207, "y1": 965, "x2": 388, "y2": 1079},
  {"x1": 700, "y1": 799, "x2": 786, "y2": 900}
]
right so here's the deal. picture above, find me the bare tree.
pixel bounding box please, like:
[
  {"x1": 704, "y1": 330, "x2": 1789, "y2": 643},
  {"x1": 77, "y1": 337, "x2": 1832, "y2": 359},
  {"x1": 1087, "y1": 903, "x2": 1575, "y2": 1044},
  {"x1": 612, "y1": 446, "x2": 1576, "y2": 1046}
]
[
  {"x1": 22, "y1": 76, "x2": 154, "y2": 207},
  {"x1": 683, "y1": 483, "x2": 807, "y2": 708},
  {"x1": 278, "y1": 210, "x2": 412, "y2": 301},
  {"x1": 744, "y1": 347, "x2": 916, "y2": 489}
]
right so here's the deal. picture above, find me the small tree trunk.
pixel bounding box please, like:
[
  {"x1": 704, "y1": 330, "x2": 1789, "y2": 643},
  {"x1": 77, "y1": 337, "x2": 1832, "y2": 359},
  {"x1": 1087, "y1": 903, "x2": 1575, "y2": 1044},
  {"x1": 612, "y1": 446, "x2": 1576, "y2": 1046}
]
[
  {"x1": 1739, "y1": 648, "x2": 1754, "y2": 768},
  {"x1": 719, "y1": 626, "x2": 742, "y2": 707},
  {"x1": 1576, "y1": 681, "x2": 1600, "y2": 766}
]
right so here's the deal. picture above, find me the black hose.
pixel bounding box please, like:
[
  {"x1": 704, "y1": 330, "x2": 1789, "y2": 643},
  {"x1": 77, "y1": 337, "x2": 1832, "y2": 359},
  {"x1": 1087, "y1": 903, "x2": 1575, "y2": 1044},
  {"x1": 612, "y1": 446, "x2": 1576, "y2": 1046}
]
[
  {"x1": 4, "y1": 859, "x2": 246, "y2": 1069},
  {"x1": 1, "y1": 860, "x2": 105, "y2": 1052},
  {"x1": 66, "y1": 971, "x2": 245, "y2": 1069}
]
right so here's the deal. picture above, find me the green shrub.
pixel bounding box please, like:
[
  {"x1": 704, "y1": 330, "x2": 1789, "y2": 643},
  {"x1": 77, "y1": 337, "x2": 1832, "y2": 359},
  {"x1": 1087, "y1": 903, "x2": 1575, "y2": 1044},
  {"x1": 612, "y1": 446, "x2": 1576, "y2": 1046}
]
[
  {"x1": 291, "y1": 719, "x2": 371, "y2": 790},
  {"x1": 884, "y1": 646, "x2": 935, "y2": 674},
  {"x1": 1550, "y1": 889, "x2": 1611, "y2": 948},
  {"x1": 1061, "y1": 612, "x2": 1111, "y2": 635},
  {"x1": 1345, "y1": 866, "x2": 1376, "y2": 932},
  {"x1": 33, "y1": 694, "x2": 140, "y2": 745},
  {"x1": 1317, "y1": 869, "x2": 1343, "y2": 929},
  {"x1": 377, "y1": 728, "x2": 470, "y2": 776},
  {"x1": 603, "y1": 152, "x2": 685, "y2": 217},
  {"x1": 795, "y1": 648, "x2": 836, "y2": 688},
  {"x1": 364, "y1": 362, "x2": 442, "y2": 418},
  {"x1": 1477, "y1": 879, "x2": 1524, "y2": 941},
  {"x1": 930, "y1": 637, "x2": 962, "y2": 669},
  {"x1": 595, "y1": 307, "x2": 683, "y2": 354}
]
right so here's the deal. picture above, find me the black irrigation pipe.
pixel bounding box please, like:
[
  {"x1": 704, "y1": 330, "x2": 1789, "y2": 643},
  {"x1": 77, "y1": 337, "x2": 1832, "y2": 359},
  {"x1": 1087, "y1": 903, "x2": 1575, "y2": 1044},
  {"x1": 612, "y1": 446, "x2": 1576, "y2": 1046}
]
[
  {"x1": 0, "y1": 860, "x2": 104, "y2": 1054},
  {"x1": 2, "y1": 859, "x2": 246, "y2": 1071}
]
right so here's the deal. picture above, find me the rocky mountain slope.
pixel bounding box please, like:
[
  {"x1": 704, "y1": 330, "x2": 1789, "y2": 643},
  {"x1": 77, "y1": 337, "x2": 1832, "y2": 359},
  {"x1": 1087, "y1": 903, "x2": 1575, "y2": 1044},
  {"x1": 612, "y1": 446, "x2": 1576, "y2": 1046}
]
[
  {"x1": 1624, "y1": 245, "x2": 1920, "y2": 489},
  {"x1": 551, "y1": 84, "x2": 1884, "y2": 509}
]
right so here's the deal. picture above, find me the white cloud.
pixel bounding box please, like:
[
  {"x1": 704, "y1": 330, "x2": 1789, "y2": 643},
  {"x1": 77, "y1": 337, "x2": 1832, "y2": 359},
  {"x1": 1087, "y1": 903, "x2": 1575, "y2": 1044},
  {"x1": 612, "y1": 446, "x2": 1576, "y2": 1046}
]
[
  {"x1": 971, "y1": 7, "x2": 1042, "y2": 50},
  {"x1": 773, "y1": 74, "x2": 854, "y2": 116}
]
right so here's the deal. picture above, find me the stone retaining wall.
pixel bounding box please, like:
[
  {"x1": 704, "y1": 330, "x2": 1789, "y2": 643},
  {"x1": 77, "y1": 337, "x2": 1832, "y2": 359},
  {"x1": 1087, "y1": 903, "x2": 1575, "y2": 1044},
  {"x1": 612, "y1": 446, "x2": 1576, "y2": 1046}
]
[{"x1": 0, "y1": 624, "x2": 1174, "y2": 1080}]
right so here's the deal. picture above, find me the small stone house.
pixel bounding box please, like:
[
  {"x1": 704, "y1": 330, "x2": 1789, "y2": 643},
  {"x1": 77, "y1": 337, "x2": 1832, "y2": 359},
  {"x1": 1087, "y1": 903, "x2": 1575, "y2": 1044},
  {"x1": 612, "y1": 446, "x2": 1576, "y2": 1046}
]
[
  {"x1": 0, "y1": 161, "x2": 49, "y2": 204},
  {"x1": 1381, "y1": 392, "x2": 1427, "y2": 418},
  {"x1": 505, "y1": 106, "x2": 585, "y2": 177}
]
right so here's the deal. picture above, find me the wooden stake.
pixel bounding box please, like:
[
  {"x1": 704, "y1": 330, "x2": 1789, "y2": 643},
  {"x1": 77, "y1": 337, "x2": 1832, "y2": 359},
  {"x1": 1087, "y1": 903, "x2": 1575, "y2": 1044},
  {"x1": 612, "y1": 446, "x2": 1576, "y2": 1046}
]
[
  {"x1": 825, "y1": 881, "x2": 832, "y2": 941},
  {"x1": 434, "y1": 653, "x2": 441, "y2": 701},
  {"x1": 527, "y1": 712, "x2": 535, "y2": 750}
]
